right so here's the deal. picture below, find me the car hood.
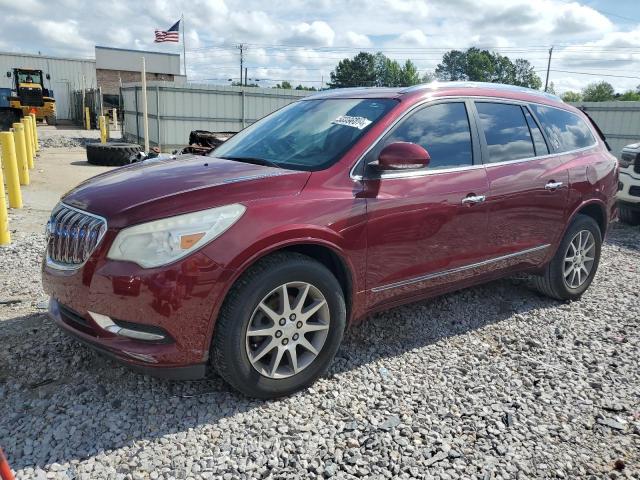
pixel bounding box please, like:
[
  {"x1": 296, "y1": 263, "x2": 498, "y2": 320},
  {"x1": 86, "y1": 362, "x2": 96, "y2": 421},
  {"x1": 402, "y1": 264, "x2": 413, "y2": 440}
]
[{"x1": 62, "y1": 155, "x2": 311, "y2": 228}]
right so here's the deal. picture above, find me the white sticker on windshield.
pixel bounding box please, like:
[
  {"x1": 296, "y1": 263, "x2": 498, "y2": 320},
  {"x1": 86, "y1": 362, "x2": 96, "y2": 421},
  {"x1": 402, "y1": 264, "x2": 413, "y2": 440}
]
[{"x1": 332, "y1": 115, "x2": 372, "y2": 130}]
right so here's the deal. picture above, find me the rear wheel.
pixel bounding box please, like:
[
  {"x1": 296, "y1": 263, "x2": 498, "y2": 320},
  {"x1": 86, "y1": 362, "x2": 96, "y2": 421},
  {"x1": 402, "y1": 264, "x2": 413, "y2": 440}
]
[
  {"x1": 533, "y1": 214, "x2": 602, "y2": 300},
  {"x1": 618, "y1": 204, "x2": 640, "y2": 225},
  {"x1": 212, "y1": 252, "x2": 346, "y2": 398},
  {"x1": 46, "y1": 115, "x2": 57, "y2": 126}
]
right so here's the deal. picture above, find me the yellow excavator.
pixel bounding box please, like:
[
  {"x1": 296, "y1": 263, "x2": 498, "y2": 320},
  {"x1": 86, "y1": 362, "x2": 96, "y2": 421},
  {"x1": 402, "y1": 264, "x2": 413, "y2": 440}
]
[{"x1": 8, "y1": 68, "x2": 56, "y2": 125}]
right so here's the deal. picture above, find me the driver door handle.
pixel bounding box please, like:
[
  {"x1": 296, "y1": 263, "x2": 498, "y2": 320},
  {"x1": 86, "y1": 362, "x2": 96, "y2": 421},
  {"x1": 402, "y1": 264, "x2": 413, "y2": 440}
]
[
  {"x1": 545, "y1": 181, "x2": 564, "y2": 191},
  {"x1": 461, "y1": 194, "x2": 486, "y2": 205}
]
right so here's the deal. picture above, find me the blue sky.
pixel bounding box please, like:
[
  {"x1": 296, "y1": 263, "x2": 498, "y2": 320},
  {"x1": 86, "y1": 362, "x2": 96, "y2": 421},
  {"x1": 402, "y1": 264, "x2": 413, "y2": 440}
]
[{"x1": 1, "y1": 0, "x2": 639, "y2": 93}]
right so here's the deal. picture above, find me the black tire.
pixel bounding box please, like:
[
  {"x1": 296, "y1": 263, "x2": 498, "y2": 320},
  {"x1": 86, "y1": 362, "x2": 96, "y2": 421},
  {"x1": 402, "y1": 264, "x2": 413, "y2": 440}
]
[
  {"x1": 212, "y1": 252, "x2": 346, "y2": 399},
  {"x1": 86, "y1": 142, "x2": 142, "y2": 166},
  {"x1": 46, "y1": 115, "x2": 57, "y2": 126},
  {"x1": 618, "y1": 204, "x2": 640, "y2": 225},
  {"x1": 533, "y1": 214, "x2": 602, "y2": 301}
]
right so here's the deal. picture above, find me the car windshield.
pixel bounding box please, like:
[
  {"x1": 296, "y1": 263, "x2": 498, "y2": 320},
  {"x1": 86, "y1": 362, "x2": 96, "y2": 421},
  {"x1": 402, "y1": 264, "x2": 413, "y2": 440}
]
[{"x1": 211, "y1": 98, "x2": 397, "y2": 171}]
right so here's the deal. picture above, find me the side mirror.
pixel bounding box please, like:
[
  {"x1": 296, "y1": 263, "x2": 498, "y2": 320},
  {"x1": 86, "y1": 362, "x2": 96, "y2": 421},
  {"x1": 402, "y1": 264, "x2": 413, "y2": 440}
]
[
  {"x1": 375, "y1": 142, "x2": 430, "y2": 171},
  {"x1": 46, "y1": 73, "x2": 51, "y2": 80}
]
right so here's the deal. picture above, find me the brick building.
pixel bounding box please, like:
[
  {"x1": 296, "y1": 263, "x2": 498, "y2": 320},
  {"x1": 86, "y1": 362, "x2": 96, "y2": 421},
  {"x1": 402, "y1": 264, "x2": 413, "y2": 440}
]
[{"x1": 95, "y1": 46, "x2": 186, "y2": 95}]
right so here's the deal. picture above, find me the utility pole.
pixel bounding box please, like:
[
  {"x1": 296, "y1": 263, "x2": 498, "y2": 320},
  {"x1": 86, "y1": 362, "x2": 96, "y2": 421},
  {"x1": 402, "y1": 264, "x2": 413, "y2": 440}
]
[
  {"x1": 237, "y1": 43, "x2": 244, "y2": 85},
  {"x1": 544, "y1": 46, "x2": 553, "y2": 92},
  {"x1": 244, "y1": 67, "x2": 248, "y2": 86}
]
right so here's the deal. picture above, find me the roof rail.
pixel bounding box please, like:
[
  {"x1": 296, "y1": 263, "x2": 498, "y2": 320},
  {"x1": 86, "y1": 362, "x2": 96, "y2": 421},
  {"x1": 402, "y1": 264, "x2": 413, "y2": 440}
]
[{"x1": 400, "y1": 81, "x2": 563, "y2": 102}]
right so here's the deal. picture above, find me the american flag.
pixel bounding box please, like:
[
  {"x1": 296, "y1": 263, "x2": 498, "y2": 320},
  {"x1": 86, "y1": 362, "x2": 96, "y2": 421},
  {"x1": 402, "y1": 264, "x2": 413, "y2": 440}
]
[{"x1": 155, "y1": 20, "x2": 180, "y2": 43}]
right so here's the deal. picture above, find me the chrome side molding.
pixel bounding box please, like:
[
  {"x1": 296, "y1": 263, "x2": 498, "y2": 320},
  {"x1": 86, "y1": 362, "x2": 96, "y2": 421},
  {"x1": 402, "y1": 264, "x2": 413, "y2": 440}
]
[{"x1": 371, "y1": 244, "x2": 550, "y2": 293}]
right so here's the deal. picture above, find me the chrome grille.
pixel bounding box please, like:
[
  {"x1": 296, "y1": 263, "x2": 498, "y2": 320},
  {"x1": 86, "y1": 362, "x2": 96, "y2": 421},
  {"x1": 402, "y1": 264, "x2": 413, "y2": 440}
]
[{"x1": 46, "y1": 204, "x2": 107, "y2": 268}]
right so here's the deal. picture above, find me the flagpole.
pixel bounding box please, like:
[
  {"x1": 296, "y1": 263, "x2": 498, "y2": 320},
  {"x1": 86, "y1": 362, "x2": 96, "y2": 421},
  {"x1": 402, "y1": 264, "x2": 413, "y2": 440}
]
[{"x1": 181, "y1": 13, "x2": 187, "y2": 78}]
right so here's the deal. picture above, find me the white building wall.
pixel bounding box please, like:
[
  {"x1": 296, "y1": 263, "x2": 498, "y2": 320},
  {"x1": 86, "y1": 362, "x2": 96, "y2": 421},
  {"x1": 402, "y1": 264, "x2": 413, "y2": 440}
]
[
  {"x1": 95, "y1": 46, "x2": 181, "y2": 75},
  {"x1": 0, "y1": 51, "x2": 96, "y2": 120}
]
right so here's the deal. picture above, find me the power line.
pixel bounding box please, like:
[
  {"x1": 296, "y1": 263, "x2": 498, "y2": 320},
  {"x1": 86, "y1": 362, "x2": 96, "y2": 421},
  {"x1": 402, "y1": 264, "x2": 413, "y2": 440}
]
[{"x1": 540, "y1": 69, "x2": 640, "y2": 79}]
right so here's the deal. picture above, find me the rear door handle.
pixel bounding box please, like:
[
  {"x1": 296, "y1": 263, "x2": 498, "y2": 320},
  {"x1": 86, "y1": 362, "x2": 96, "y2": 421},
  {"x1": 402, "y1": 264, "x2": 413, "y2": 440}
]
[
  {"x1": 461, "y1": 194, "x2": 486, "y2": 205},
  {"x1": 545, "y1": 181, "x2": 563, "y2": 191}
]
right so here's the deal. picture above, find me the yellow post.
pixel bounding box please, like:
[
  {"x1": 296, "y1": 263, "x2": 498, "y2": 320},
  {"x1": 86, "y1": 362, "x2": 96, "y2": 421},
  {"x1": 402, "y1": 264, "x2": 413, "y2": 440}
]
[
  {"x1": 0, "y1": 132, "x2": 23, "y2": 208},
  {"x1": 0, "y1": 160, "x2": 10, "y2": 245},
  {"x1": 85, "y1": 107, "x2": 91, "y2": 130},
  {"x1": 12, "y1": 123, "x2": 29, "y2": 185},
  {"x1": 30, "y1": 113, "x2": 40, "y2": 152},
  {"x1": 21, "y1": 118, "x2": 35, "y2": 169},
  {"x1": 99, "y1": 115, "x2": 107, "y2": 144}
]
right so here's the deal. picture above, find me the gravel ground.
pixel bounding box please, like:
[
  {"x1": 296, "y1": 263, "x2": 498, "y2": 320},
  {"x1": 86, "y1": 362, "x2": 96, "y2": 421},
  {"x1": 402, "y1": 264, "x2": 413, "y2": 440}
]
[
  {"x1": 0, "y1": 222, "x2": 638, "y2": 479},
  {"x1": 38, "y1": 137, "x2": 98, "y2": 149}
]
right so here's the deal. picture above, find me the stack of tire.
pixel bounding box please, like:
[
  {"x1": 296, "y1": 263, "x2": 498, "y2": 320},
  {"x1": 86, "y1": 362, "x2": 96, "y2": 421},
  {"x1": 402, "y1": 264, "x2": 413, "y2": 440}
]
[{"x1": 86, "y1": 142, "x2": 143, "y2": 166}]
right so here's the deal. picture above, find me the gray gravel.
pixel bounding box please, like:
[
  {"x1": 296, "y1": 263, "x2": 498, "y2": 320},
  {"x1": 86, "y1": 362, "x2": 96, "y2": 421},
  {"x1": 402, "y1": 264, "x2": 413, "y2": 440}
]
[
  {"x1": 38, "y1": 137, "x2": 102, "y2": 149},
  {"x1": 1, "y1": 223, "x2": 639, "y2": 479}
]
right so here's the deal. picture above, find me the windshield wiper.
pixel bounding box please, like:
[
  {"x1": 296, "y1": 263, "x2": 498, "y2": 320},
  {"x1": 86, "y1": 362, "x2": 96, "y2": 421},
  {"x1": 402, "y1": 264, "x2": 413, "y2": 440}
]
[{"x1": 218, "y1": 156, "x2": 283, "y2": 169}]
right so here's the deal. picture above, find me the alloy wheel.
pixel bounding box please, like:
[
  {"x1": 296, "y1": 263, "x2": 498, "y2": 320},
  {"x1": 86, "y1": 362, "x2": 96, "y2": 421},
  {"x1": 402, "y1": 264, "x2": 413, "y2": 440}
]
[
  {"x1": 563, "y1": 230, "x2": 596, "y2": 289},
  {"x1": 245, "y1": 282, "x2": 330, "y2": 379}
]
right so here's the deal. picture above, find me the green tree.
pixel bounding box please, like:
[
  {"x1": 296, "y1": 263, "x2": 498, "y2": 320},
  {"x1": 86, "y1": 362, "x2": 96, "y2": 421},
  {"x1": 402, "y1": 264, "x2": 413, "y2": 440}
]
[
  {"x1": 330, "y1": 52, "x2": 423, "y2": 88},
  {"x1": 617, "y1": 90, "x2": 640, "y2": 101},
  {"x1": 435, "y1": 49, "x2": 468, "y2": 80},
  {"x1": 514, "y1": 59, "x2": 542, "y2": 89},
  {"x1": 582, "y1": 81, "x2": 615, "y2": 102},
  {"x1": 435, "y1": 48, "x2": 541, "y2": 89},
  {"x1": 329, "y1": 52, "x2": 377, "y2": 88},
  {"x1": 546, "y1": 81, "x2": 557, "y2": 95},
  {"x1": 398, "y1": 60, "x2": 420, "y2": 86},
  {"x1": 561, "y1": 91, "x2": 582, "y2": 102},
  {"x1": 294, "y1": 84, "x2": 318, "y2": 91},
  {"x1": 273, "y1": 81, "x2": 292, "y2": 89},
  {"x1": 374, "y1": 52, "x2": 402, "y2": 86},
  {"x1": 421, "y1": 71, "x2": 435, "y2": 83}
]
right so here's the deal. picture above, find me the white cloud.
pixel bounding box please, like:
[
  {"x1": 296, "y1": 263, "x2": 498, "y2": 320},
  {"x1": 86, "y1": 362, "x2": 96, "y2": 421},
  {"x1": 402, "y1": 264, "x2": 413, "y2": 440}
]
[
  {"x1": 343, "y1": 31, "x2": 372, "y2": 48},
  {"x1": 383, "y1": 0, "x2": 429, "y2": 18},
  {"x1": 0, "y1": 0, "x2": 637, "y2": 91},
  {"x1": 288, "y1": 21, "x2": 335, "y2": 46},
  {"x1": 395, "y1": 29, "x2": 430, "y2": 47}
]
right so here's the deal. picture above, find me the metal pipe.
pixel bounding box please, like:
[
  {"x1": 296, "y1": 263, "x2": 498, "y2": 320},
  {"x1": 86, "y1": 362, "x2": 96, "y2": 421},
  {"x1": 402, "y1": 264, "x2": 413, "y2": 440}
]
[
  {"x1": 156, "y1": 85, "x2": 161, "y2": 151},
  {"x1": 141, "y1": 57, "x2": 150, "y2": 152},
  {"x1": 0, "y1": 132, "x2": 23, "y2": 208}
]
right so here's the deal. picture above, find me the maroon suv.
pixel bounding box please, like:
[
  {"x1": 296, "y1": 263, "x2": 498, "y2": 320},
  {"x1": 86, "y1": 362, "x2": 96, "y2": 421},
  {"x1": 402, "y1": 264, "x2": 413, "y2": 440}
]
[{"x1": 43, "y1": 82, "x2": 618, "y2": 398}]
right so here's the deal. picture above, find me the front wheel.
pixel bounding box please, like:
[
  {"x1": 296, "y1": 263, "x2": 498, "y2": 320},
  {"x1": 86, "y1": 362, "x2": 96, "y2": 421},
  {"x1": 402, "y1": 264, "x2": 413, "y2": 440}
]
[
  {"x1": 533, "y1": 214, "x2": 602, "y2": 300},
  {"x1": 212, "y1": 252, "x2": 346, "y2": 398}
]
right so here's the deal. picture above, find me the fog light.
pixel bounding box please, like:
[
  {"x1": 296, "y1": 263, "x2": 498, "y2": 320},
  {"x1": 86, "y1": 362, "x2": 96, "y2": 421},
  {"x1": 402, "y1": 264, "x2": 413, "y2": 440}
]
[{"x1": 88, "y1": 311, "x2": 167, "y2": 342}]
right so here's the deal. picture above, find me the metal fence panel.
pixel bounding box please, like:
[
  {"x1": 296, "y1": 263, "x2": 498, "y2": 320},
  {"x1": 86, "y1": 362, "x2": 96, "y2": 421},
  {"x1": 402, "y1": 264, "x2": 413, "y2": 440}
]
[
  {"x1": 121, "y1": 82, "x2": 311, "y2": 150},
  {"x1": 569, "y1": 101, "x2": 640, "y2": 157}
]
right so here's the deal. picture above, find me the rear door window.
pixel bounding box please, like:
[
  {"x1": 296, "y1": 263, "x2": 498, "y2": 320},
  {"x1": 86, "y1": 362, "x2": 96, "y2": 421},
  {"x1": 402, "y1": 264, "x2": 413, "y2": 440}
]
[
  {"x1": 529, "y1": 105, "x2": 596, "y2": 152},
  {"x1": 476, "y1": 102, "x2": 535, "y2": 163},
  {"x1": 523, "y1": 108, "x2": 549, "y2": 156},
  {"x1": 369, "y1": 102, "x2": 473, "y2": 170}
]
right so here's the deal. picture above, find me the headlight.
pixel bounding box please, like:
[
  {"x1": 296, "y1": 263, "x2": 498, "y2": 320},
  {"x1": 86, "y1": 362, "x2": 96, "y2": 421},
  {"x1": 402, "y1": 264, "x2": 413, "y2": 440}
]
[{"x1": 107, "y1": 204, "x2": 246, "y2": 268}]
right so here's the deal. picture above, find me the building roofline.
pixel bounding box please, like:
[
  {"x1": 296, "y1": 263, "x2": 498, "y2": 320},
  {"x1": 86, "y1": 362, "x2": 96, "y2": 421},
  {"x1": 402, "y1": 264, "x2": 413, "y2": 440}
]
[
  {"x1": 95, "y1": 45, "x2": 181, "y2": 58},
  {"x1": 0, "y1": 50, "x2": 95, "y2": 63}
]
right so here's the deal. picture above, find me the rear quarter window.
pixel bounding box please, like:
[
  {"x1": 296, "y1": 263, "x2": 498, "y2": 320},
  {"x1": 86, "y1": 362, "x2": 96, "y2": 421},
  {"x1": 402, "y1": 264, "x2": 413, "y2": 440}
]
[{"x1": 530, "y1": 105, "x2": 596, "y2": 153}]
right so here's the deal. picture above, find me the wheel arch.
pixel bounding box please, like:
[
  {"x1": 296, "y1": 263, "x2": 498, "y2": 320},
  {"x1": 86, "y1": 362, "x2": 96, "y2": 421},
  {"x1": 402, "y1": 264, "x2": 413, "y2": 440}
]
[
  {"x1": 205, "y1": 235, "x2": 358, "y2": 356},
  {"x1": 570, "y1": 200, "x2": 607, "y2": 236}
]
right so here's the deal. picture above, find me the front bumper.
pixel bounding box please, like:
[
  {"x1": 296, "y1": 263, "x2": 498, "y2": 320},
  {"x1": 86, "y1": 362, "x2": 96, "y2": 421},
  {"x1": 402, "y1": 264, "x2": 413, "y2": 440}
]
[
  {"x1": 617, "y1": 169, "x2": 640, "y2": 205},
  {"x1": 50, "y1": 298, "x2": 207, "y2": 380},
  {"x1": 42, "y1": 246, "x2": 234, "y2": 377}
]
